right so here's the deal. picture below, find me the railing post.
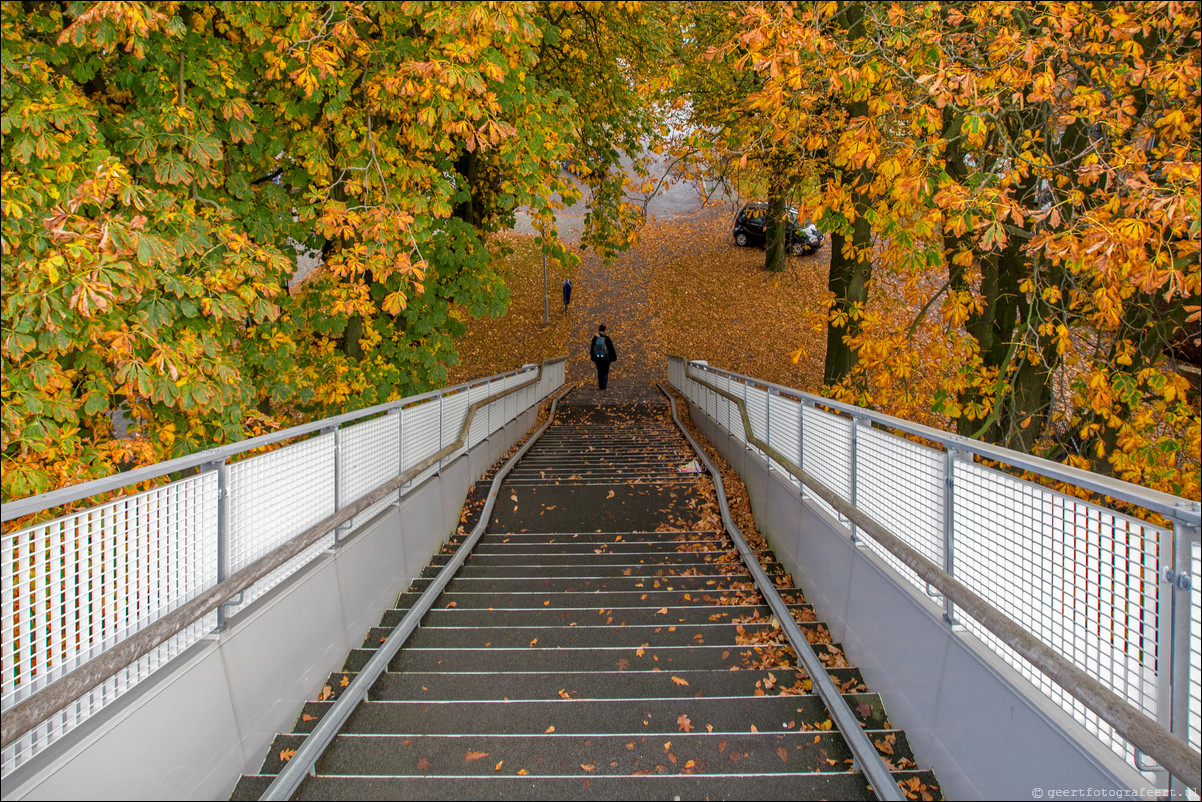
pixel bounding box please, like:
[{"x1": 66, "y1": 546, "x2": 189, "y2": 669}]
[
  {"x1": 392, "y1": 407, "x2": 404, "y2": 504},
  {"x1": 942, "y1": 448, "x2": 970, "y2": 625},
  {"x1": 323, "y1": 425, "x2": 348, "y2": 546},
  {"x1": 741, "y1": 379, "x2": 749, "y2": 452},
  {"x1": 1164, "y1": 511, "x2": 1199, "y2": 798},
  {"x1": 438, "y1": 392, "x2": 446, "y2": 469},
  {"x1": 849, "y1": 416, "x2": 859, "y2": 541},
  {"x1": 798, "y1": 399, "x2": 805, "y2": 496},
  {"x1": 765, "y1": 389, "x2": 772, "y2": 474},
  {"x1": 210, "y1": 459, "x2": 231, "y2": 631}
]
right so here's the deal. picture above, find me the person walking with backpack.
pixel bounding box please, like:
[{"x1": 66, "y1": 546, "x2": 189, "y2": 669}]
[{"x1": 589, "y1": 324, "x2": 617, "y2": 390}]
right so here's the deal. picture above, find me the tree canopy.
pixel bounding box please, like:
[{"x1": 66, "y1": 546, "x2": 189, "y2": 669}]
[
  {"x1": 3, "y1": 0, "x2": 1198, "y2": 507},
  {"x1": 2, "y1": 0, "x2": 669, "y2": 502},
  {"x1": 677, "y1": 0, "x2": 1199, "y2": 498}
]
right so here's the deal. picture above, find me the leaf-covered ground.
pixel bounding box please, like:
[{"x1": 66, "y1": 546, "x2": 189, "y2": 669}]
[{"x1": 447, "y1": 205, "x2": 829, "y2": 396}]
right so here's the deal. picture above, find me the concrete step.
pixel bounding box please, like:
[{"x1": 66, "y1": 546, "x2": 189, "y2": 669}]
[
  {"x1": 421, "y1": 562, "x2": 760, "y2": 579},
  {"x1": 380, "y1": 603, "x2": 817, "y2": 629},
  {"x1": 407, "y1": 575, "x2": 762, "y2": 595},
  {"x1": 340, "y1": 641, "x2": 854, "y2": 674},
  {"x1": 388, "y1": 622, "x2": 824, "y2": 650},
  {"x1": 231, "y1": 771, "x2": 900, "y2": 801},
  {"x1": 251, "y1": 729, "x2": 920, "y2": 778},
  {"x1": 363, "y1": 668, "x2": 825, "y2": 702},
  {"x1": 389, "y1": 588, "x2": 807, "y2": 610}
]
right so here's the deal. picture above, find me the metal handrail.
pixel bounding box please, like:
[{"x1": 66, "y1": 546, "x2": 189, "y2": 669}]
[
  {"x1": 659, "y1": 384, "x2": 904, "y2": 801},
  {"x1": 2, "y1": 359, "x2": 567, "y2": 524},
  {"x1": 670, "y1": 357, "x2": 1202, "y2": 792},
  {"x1": 261, "y1": 383, "x2": 577, "y2": 800},
  {"x1": 0, "y1": 360, "x2": 566, "y2": 751},
  {"x1": 677, "y1": 359, "x2": 1200, "y2": 527}
]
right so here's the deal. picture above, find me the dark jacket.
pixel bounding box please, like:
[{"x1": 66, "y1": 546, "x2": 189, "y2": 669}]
[{"x1": 589, "y1": 334, "x2": 616, "y2": 364}]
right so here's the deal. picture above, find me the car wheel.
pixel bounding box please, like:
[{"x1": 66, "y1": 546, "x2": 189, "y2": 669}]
[
  {"x1": 735, "y1": 232, "x2": 749, "y2": 247},
  {"x1": 789, "y1": 241, "x2": 805, "y2": 256}
]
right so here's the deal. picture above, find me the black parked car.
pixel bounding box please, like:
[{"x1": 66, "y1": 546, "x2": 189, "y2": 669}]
[{"x1": 733, "y1": 202, "x2": 824, "y2": 256}]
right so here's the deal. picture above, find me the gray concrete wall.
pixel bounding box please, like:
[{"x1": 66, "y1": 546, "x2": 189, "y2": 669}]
[
  {"x1": 689, "y1": 401, "x2": 1156, "y2": 801},
  {"x1": 4, "y1": 406, "x2": 539, "y2": 801}
]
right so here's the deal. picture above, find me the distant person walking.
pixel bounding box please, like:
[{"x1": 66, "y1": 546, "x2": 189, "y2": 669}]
[
  {"x1": 562, "y1": 279, "x2": 572, "y2": 317},
  {"x1": 589, "y1": 324, "x2": 617, "y2": 390}
]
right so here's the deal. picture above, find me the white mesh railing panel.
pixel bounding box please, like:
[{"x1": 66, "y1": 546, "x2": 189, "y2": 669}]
[
  {"x1": 952, "y1": 459, "x2": 1162, "y2": 763},
  {"x1": 1189, "y1": 538, "x2": 1201, "y2": 752},
  {"x1": 801, "y1": 406, "x2": 853, "y2": 527},
  {"x1": 766, "y1": 394, "x2": 802, "y2": 470},
  {"x1": 402, "y1": 400, "x2": 441, "y2": 486},
  {"x1": 440, "y1": 389, "x2": 471, "y2": 459},
  {"x1": 227, "y1": 434, "x2": 335, "y2": 574},
  {"x1": 467, "y1": 382, "x2": 492, "y2": 448},
  {"x1": 502, "y1": 379, "x2": 517, "y2": 423},
  {"x1": 745, "y1": 384, "x2": 768, "y2": 444},
  {"x1": 227, "y1": 434, "x2": 337, "y2": 610},
  {"x1": 855, "y1": 425, "x2": 946, "y2": 595},
  {"x1": 724, "y1": 392, "x2": 747, "y2": 445},
  {"x1": 339, "y1": 413, "x2": 402, "y2": 529},
  {"x1": 766, "y1": 393, "x2": 804, "y2": 490},
  {"x1": 1, "y1": 474, "x2": 217, "y2": 774}
]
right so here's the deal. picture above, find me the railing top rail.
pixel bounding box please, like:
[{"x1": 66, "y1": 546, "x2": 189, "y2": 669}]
[
  {"x1": 2, "y1": 358, "x2": 566, "y2": 524},
  {"x1": 671, "y1": 356, "x2": 1200, "y2": 526}
]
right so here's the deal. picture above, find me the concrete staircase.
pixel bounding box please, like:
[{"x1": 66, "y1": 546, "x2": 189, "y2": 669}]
[{"x1": 231, "y1": 402, "x2": 942, "y2": 800}]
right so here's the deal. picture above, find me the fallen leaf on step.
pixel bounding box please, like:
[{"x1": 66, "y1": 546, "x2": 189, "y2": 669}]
[
  {"x1": 279, "y1": 748, "x2": 296, "y2": 762},
  {"x1": 465, "y1": 751, "x2": 490, "y2": 762}
]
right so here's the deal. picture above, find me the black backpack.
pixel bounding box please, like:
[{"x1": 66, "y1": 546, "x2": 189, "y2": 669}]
[{"x1": 592, "y1": 335, "x2": 608, "y2": 360}]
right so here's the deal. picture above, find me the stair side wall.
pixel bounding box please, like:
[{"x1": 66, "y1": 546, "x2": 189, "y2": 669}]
[
  {"x1": 687, "y1": 400, "x2": 1157, "y2": 801},
  {"x1": 2, "y1": 406, "x2": 539, "y2": 802}
]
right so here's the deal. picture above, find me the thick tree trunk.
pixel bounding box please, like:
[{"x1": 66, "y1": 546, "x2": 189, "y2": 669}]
[
  {"x1": 763, "y1": 165, "x2": 788, "y2": 272},
  {"x1": 821, "y1": 3, "x2": 873, "y2": 387}
]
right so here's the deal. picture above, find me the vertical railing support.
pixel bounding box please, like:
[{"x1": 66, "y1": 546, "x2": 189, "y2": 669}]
[
  {"x1": 765, "y1": 389, "x2": 773, "y2": 475},
  {"x1": 210, "y1": 459, "x2": 231, "y2": 631},
  {"x1": 942, "y1": 448, "x2": 970, "y2": 625},
  {"x1": 323, "y1": 426, "x2": 349, "y2": 546},
  {"x1": 1165, "y1": 512, "x2": 1199, "y2": 799},
  {"x1": 799, "y1": 400, "x2": 808, "y2": 500},
  {"x1": 438, "y1": 392, "x2": 445, "y2": 470},
  {"x1": 391, "y1": 407, "x2": 403, "y2": 504},
  {"x1": 849, "y1": 416, "x2": 859, "y2": 541}
]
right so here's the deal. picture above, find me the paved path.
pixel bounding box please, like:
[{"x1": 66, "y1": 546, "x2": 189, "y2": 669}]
[{"x1": 515, "y1": 153, "x2": 735, "y2": 404}]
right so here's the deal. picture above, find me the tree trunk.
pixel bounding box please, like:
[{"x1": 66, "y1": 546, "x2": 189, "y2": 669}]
[
  {"x1": 821, "y1": 2, "x2": 873, "y2": 387},
  {"x1": 763, "y1": 164, "x2": 788, "y2": 272}
]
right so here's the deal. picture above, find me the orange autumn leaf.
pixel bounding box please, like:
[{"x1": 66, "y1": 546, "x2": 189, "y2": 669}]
[
  {"x1": 279, "y1": 748, "x2": 297, "y2": 762},
  {"x1": 677, "y1": 713, "x2": 693, "y2": 733},
  {"x1": 464, "y1": 751, "x2": 490, "y2": 762}
]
